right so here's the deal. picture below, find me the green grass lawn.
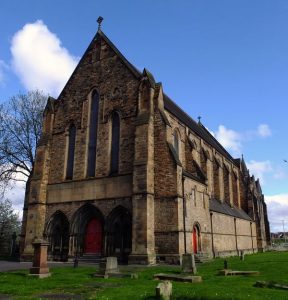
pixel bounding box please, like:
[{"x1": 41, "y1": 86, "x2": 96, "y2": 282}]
[{"x1": 0, "y1": 251, "x2": 288, "y2": 299}]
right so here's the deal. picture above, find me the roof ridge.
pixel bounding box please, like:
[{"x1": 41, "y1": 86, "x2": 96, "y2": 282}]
[
  {"x1": 98, "y1": 30, "x2": 142, "y2": 79},
  {"x1": 198, "y1": 122, "x2": 234, "y2": 161},
  {"x1": 163, "y1": 94, "x2": 235, "y2": 163},
  {"x1": 57, "y1": 29, "x2": 142, "y2": 100}
]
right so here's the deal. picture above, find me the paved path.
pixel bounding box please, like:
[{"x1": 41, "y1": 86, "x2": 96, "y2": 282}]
[{"x1": 0, "y1": 261, "x2": 73, "y2": 272}]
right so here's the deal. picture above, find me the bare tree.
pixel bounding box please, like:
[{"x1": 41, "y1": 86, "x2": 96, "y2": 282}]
[{"x1": 0, "y1": 90, "x2": 47, "y2": 197}]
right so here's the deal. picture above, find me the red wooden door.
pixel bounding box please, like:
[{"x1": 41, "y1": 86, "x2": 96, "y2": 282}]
[
  {"x1": 193, "y1": 227, "x2": 198, "y2": 254},
  {"x1": 84, "y1": 218, "x2": 102, "y2": 254}
]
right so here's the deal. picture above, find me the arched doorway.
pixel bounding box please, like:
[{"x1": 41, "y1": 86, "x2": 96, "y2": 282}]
[
  {"x1": 45, "y1": 211, "x2": 69, "y2": 261},
  {"x1": 106, "y1": 206, "x2": 132, "y2": 263},
  {"x1": 70, "y1": 204, "x2": 104, "y2": 256},
  {"x1": 192, "y1": 224, "x2": 201, "y2": 254},
  {"x1": 84, "y1": 218, "x2": 102, "y2": 254}
]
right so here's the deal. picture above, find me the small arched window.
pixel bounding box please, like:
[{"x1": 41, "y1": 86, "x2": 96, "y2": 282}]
[
  {"x1": 174, "y1": 130, "x2": 179, "y2": 157},
  {"x1": 66, "y1": 124, "x2": 76, "y2": 180},
  {"x1": 87, "y1": 90, "x2": 99, "y2": 177},
  {"x1": 110, "y1": 112, "x2": 120, "y2": 174}
]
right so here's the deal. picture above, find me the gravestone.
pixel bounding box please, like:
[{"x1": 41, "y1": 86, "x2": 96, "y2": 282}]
[
  {"x1": 155, "y1": 281, "x2": 172, "y2": 300},
  {"x1": 99, "y1": 257, "x2": 119, "y2": 275},
  {"x1": 29, "y1": 239, "x2": 51, "y2": 278},
  {"x1": 182, "y1": 253, "x2": 197, "y2": 274}
]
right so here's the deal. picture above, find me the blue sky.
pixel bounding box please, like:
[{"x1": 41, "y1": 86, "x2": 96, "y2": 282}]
[{"x1": 0, "y1": 0, "x2": 287, "y2": 232}]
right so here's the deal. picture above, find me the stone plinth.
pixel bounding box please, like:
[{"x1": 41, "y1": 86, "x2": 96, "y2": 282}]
[{"x1": 29, "y1": 239, "x2": 51, "y2": 278}]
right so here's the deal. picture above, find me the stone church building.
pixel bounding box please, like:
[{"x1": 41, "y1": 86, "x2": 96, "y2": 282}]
[{"x1": 20, "y1": 27, "x2": 270, "y2": 264}]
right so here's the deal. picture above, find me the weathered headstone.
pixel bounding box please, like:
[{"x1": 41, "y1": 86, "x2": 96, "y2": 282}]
[
  {"x1": 182, "y1": 253, "x2": 197, "y2": 274},
  {"x1": 155, "y1": 281, "x2": 172, "y2": 300},
  {"x1": 29, "y1": 239, "x2": 51, "y2": 278},
  {"x1": 99, "y1": 257, "x2": 119, "y2": 275}
]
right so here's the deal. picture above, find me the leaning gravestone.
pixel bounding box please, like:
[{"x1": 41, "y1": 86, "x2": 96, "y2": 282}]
[
  {"x1": 182, "y1": 253, "x2": 197, "y2": 274},
  {"x1": 155, "y1": 281, "x2": 172, "y2": 300}
]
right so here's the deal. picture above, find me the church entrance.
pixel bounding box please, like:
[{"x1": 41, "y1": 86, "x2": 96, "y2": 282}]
[
  {"x1": 70, "y1": 204, "x2": 104, "y2": 257},
  {"x1": 192, "y1": 225, "x2": 200, "y2": 254},
  {"x1": 84, "y1": 218, "x2": 102, "y2": 254}
]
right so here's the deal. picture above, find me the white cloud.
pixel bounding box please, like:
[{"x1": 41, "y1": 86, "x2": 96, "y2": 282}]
[
  {"x1": 265, "y1": 193, "x2": 288, "y2": 232},
  {"x1": 213, "y1": 123, "x2": 272, "y2": 156},
  {"x1": 257, "y1": 124, "x2": 272, "y2": 138},
  {"x1": 246, "y1": 160, "x2": 272, "y2": 183},
  {"x1": 214, "y1": 125, "x2": 242, "y2": 155},
  {"x1": 11, "y1": 20, "x2": 79, "y2": 97},
  {"x1": 5, "y1": 181, "x2": 25, "y2": 219}
]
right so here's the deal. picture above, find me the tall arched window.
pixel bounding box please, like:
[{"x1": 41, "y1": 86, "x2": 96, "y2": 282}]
[
  {"x1": 66, "y1": 124, "x2": 76, "y2": 180},
  {"x1": 87, "y1": 90, "x2": 99, "y2": 177},
  {"x1": 110, "y1": 112, "x2": 120, "y2": 174},
  {"x1": 174, "y1": 130, "x2": 179, "y2": 157}
]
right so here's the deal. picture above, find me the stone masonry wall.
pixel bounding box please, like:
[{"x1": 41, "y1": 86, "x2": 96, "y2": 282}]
[{"x1": 49, "y1": 35, "x2": 139, "y2": 184}]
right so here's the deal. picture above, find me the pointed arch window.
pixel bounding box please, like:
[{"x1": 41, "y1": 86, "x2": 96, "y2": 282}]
[
  {"x1": 174, "y1": 130, "x2": 179, "y2": 157},
  {"x1": 87, "y1": 90, "x2": 99, "y2": 177},
  {"x1": 110, "y1": 112, "x2": 120, "y2": 174},
  {"x1": 66, "y1": 124, "x2": 76, "y2": 180}
]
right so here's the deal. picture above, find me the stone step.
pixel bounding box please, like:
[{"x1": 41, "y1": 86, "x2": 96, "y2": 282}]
[
  {"x1": 78, "y1": 254, "x2": 102, "y2": 263},
  {"x1": 194, "y1": 253, "x2": 212, "y2": 264}
]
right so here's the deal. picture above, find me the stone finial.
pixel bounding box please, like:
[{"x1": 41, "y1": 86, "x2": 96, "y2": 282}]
[
  {"x1": 97, "y1": 16, "x2": 104, "y2": 30},
  {"x1": 197, "y1": 116, "x2": 201, "y2": 124}
]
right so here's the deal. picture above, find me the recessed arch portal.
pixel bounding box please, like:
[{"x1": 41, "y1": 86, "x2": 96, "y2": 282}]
[
  {"x1": 45, "y1": 211, "x2": 69, "y2": 261},
  {"x1": 71, "y1": 204, "x2": 104, "y2": 255},
  {"x1": 106, "y1": 206, "x2": 132, "y2": 263}
]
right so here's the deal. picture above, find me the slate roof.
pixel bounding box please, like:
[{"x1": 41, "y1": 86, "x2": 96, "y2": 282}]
[
  {"x1": 163, "y1": 95, "x2": 235, "y2": 162},
  {"x1": 209, "y1": 198, "x2": 252, "y2": 221}
]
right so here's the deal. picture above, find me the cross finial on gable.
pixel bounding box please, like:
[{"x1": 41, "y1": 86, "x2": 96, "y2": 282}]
[
  {"x1": 97, "y1": 16, "x2": 104, "y2": 30},
  {"x1": 197, "y1": 116, "x2": 202, "y2": 124}
]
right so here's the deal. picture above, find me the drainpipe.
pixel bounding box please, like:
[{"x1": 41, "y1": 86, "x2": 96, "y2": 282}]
[
  {"x1": 210, "y1": 212, "x2": 215, "y2": 258},
  {"x1": 182, "y1": 176, "x2": 187, "y2": 254}
]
